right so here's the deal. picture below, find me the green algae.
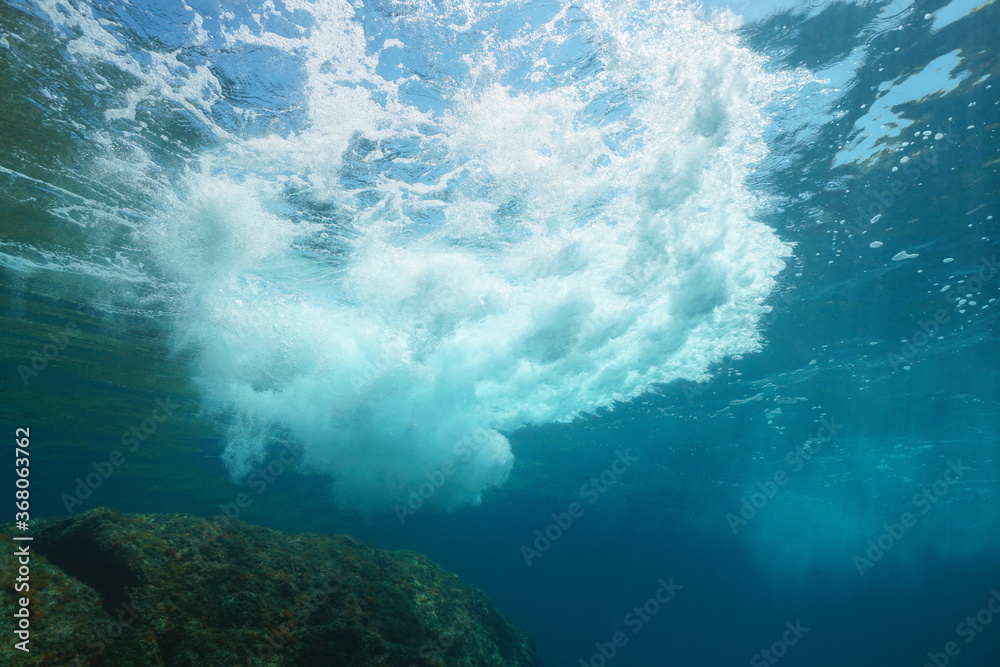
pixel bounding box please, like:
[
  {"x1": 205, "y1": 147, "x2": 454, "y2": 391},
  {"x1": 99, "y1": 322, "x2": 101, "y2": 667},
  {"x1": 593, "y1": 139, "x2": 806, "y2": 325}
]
[{"x1": 0, "y1": 508, "x2": 542, "y2": 666}]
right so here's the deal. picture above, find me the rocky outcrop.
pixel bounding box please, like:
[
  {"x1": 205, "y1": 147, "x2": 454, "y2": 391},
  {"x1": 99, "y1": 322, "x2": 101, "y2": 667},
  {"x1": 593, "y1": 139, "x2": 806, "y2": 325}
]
[{"x1": 0, "y1": 508, "x2": 541, "y2": 666}]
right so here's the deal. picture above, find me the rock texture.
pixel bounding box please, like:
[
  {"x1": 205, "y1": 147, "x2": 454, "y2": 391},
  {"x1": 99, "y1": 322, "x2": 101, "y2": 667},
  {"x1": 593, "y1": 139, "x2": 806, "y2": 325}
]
[{"x1": 0, "y1": 508, "x2": 541, "y2": 666}]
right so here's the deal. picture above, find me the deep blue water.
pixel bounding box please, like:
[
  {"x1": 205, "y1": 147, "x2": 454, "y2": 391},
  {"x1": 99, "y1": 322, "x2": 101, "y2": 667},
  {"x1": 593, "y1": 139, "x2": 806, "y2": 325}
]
[{"x1": 2, "y1": 0, "x2": 998, "y2": 665}]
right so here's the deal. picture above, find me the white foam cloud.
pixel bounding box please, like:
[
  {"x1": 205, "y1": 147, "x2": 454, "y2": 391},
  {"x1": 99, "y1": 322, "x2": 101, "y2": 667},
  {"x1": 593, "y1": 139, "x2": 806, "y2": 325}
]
[{"x1": 144, "y1": 0, "x2": 798, "y2": 511}]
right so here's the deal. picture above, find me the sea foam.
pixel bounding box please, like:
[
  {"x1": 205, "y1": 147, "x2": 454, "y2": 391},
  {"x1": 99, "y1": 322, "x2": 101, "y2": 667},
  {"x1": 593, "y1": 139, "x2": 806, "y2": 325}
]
[{"x1": 34, "y1": 0, "x2": 798, "y2": 511}]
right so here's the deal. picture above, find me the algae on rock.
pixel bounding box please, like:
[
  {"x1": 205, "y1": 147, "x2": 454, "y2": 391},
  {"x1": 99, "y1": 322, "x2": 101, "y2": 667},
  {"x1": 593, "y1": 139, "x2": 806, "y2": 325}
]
[{"x1": 0, "y1": 508, "x2": 542, "y2": 666}]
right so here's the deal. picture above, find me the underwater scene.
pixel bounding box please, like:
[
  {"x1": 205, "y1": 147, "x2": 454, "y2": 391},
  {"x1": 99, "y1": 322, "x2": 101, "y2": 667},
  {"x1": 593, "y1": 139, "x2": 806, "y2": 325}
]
[{"x1": 0, "y1": 0, "x2": 998, "y2": 665}]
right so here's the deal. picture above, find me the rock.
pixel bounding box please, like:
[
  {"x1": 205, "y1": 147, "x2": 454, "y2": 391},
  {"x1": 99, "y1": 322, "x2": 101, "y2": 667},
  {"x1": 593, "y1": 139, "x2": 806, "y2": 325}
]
[{"x1": 0, "y1": 508, "x2": 541, "y2": 666}]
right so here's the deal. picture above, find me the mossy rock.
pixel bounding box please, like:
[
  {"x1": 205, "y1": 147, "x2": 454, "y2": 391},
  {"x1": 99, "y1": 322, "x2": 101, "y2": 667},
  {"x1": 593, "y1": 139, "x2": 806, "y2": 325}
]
[{"x1": 0, "y1": 508, "x2": 541, "y2": 666}]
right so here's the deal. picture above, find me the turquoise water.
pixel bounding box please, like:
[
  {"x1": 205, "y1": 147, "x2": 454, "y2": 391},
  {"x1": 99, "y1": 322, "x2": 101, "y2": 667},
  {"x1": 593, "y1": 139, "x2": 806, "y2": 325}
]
[{"x1": 1, "y1": 0, "x2": 998, "y2": 665}]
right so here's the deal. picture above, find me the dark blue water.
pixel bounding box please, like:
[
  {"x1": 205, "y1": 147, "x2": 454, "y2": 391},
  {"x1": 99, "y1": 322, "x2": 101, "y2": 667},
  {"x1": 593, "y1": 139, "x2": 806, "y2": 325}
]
[{"x1": 2, "y1": 0, "x2": 998, "y2": 665}]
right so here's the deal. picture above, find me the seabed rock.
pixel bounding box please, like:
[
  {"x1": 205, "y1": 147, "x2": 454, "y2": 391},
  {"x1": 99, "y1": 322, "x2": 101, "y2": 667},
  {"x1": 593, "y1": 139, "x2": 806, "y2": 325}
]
[{"x1": 0, "y1": 508, "x2": 542, "y2": 666}]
